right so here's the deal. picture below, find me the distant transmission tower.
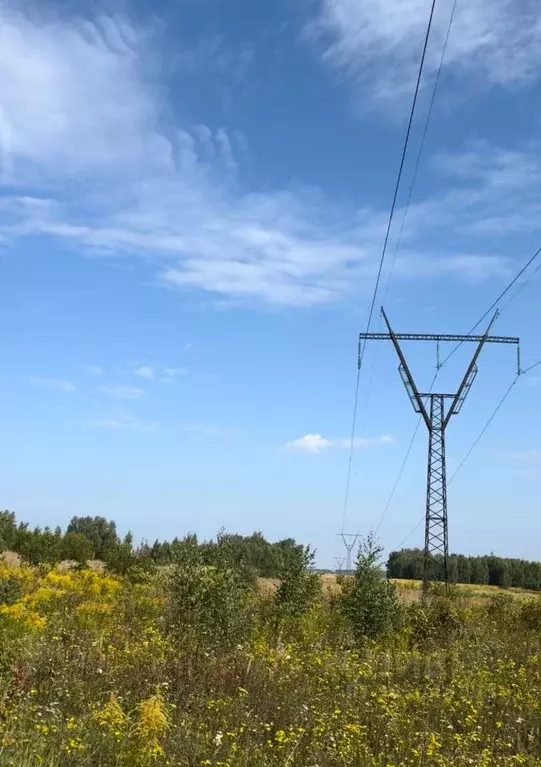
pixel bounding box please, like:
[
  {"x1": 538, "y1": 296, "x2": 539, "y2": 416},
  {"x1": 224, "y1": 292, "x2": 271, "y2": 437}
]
[
  {"x1": 360, "y1": 308, "x2": 520, "y2": 591},
  {"x1": 334, "y1": 556, "x2": 346, "y2": 573},
  {"x1": 339, "y1": 532, "x2": 360, "y2": 573}
]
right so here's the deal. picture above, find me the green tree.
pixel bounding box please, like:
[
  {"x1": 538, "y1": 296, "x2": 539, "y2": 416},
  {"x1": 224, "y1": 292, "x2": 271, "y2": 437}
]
[
  {"x1": 67, "y1": 516, "x2": 118, "y2": 559},
  {"x1": 0, "y1": 511, "x2": 17, "y2": 551},
  {"x1": 456, "y1": 554, "x2": 472, "y2": 584},
  {"x1": 61, "y1": 532, "x2": 93, "y2": 564},
  {"x1": 487, "y1": 556, "x2": 511, "y2": 589},
  {"x1": 103, "y1": 532, "x2": 136, "y2": 575},
  {"x1": 470, "y1": 557, "x2": 490, "y2": 585},
  {"x1": 342, "y1": 533, "x2": 402, "y2": 643},
  {"x1": 275, "y1": 544, "x2": 320, "y2": 619},
  {"x1": 386, "y1": 549, "x2": 424, "y2": 580}
]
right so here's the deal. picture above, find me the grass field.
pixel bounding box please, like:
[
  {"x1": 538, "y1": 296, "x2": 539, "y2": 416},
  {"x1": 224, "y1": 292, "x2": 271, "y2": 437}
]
[
  {"x1": 2, "y1": 560, "x2": 541, "y2": 766},
  {"x1": 259, "y1": 573, "x2": 541, "y2": 602}
]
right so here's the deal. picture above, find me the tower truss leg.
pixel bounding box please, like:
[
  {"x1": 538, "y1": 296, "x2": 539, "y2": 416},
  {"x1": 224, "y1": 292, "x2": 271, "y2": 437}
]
[{"x1": 424, "y1": 395, "x2": 449, "y2": 589}]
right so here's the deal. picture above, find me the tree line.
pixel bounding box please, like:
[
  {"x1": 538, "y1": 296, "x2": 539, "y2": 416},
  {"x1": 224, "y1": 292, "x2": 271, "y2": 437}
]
[
  {"x1": 387, "y1": 548, "x2": 541, "y2": 591},
  {"x1": 3, "y1": 509, "x2": 540, "y2": 590},
  {"x1": 0, "y1": 510, "x2": 311, "y2": 579}
]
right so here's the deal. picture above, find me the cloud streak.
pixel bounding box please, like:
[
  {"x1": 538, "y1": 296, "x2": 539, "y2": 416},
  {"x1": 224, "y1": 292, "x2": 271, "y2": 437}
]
[
  {"x1": 134, "y1": 365, "x2": 154, "y2": 380},
  {"x1": 90, "y1": 414, "x2": 158, "y2": 432},
  {"x1": 29, "y1": 376, "x2": 75, "y2": 391},
  {"x1": 99, "y1": 385, "x2": 145, "y2": 400},
  {"x1": 287, "y1": 433, "x2": 394, "y2": 454},
  {"x1": 81, "y1": 365, "x2": 104, "y2": 377}
]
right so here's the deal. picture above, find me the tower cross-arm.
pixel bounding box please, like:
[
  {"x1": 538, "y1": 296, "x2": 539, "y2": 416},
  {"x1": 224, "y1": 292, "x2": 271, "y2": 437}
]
[{"x1": 443, "y1": 311, "x2": 499, "y2": 429}]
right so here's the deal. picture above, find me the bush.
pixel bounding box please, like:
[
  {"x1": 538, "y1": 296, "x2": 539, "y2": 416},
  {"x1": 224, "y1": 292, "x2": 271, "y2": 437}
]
[
  {"x1": 341, "y1": 532, "x2": 402, "y2": 644},
  {"x1": 407, "y1": 584, "x2": 465, "y2": 648},
  {"x1": 167, "y1": 544, "x2": 252, "y2": 652},
  {"x1": 518, "y1": 598, "x2": 541, "y2": 632},
  {"x1": 0, "y1": 575, "x2": 22, "y2": 606}
]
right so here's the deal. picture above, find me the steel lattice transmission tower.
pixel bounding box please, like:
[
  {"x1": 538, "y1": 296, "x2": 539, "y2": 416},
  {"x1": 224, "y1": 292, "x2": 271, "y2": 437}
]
[
  {"x1": 339, "y1": 532, "x2": 360, "y2": 573},
  {"x1": 360, "y1": 308, "x2": 520, "y2": 590}
]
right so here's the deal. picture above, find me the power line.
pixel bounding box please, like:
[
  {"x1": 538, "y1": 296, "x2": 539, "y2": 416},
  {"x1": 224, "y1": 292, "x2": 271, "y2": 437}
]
[
  {"x1": 382, "y1": 0, "x2": 459, "y2": 306},
  {"x1": 342, "y1": 0, "x2": 440, "y2": 531},
  {"x1": 522, "y1": 359, "x2": 541, "y2": 375},
  {"x1": 395, "y1": 515, "x2": 424, "y2": 551},
  {"x1": 371, "y1": 0, "x2": 459, "y2": 537},
  {"x1": 441, "y1": 245, "x2": 541, "y2": 367},
  {"x1": 374, "y1": 371, "x2": 438, "y2": 535},
  {"x1": 448, "y1": 375, "x2": 519, "y2": 484},
  {"x1": 358, "y1": 0, "x2": 439, "y2": 372},
  {"x1": 374, "y1": 415, "x2": 423, "y2": 535},
  {"x1": 499, "y1": 259, "x2": 541, "y2": 315},
  {"x1": 377, "y1": 19, "x2": 541, "y2": 560}
]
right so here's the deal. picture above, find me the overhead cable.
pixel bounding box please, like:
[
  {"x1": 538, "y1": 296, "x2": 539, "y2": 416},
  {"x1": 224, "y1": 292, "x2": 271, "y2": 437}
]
[
  {"x1": 382, "y1": 0, "x2": 459, "y2": 306},
  {"x1": 441, "y1": 245, "x2": 541, "y2": 367},
  {"x1": 341, "y1": 0, "x2": 440, "y2": 533}
]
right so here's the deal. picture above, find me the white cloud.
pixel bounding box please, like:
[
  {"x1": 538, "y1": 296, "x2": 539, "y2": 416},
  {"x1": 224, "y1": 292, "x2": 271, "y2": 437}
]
[
  {"x1": 0, "y1": 5, "x2": 524, "y2": 307},
  {"x1": 288, "y1": 434, "x2": 331, "y2": 453},
  {"x1": 177, "y1": 422, "x2": 222, "y2": 436},
  {"x1": 134, "y1": 365, "x2": 154, "y2": 380},
  {"x1": 307, "y1": 0, "x2": 541, "y2": 107},
  {"x1": 0, "y1": 7, "x2": 165, "y2": 183},
  {"x1": 99, "y1": 385, "x2": 145, "y2": 400},
  {"x1": 161, "y1": 367, "x2": 189, "y2": 383},
  {"x1": 81, "y1": 364, "x2": 104, "y2": 376},
  {"x1": 287, "y1": 433, "x2": 394, "y2": 454},
  {"x1": 30, "y1": 376, "x2": 75, "y2": 391},
  {"x1": 508, "y1": 450, "x2": 541, "y2": 463},
  {"x1": 90, "y1": 414, "x2": 158, "y2": 432}
]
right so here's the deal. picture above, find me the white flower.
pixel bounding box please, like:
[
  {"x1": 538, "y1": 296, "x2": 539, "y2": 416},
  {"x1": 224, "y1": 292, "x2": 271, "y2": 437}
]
[{"x1": 214, "y1": 731, "x2": 223, "y2": 747}]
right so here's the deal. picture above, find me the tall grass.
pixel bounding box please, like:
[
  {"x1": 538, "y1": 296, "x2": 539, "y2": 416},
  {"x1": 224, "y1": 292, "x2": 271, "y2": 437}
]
[{"x1": 1, "y1": 562, "x2": 541, "y2": 765}]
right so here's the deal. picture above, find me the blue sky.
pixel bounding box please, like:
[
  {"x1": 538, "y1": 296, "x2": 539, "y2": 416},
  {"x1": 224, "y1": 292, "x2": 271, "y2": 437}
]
[{"x1": 0, "y1": 0, "x2": 540, "y2": 566}]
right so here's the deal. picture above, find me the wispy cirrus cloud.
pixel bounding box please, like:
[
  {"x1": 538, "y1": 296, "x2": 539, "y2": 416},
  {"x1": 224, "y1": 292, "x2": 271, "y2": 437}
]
[
  {"x1": 0, "y1": 4, "x2": 526, "y2": 308},
  {"x1": 90, "y1": 414, "x2": 158, "y2": 432},
  {"x1": 287, "y1": 433, "x2": 394, "y2": 454},
  {"x1": 29, "y1": 376, "x2": 75, "y2": 391},
  {"x1": 99, "y1": 385, "x2": 145, "y2": 400},
  {"x1": 508, "y1": 450, "x2": 541, "y2": 463},
  {"x1": 161, "y1": 367, "x2": 189, "y2": 383},
  {"x1": 81, "y1": 364, "x2": 104, "y2": 377},
  {"x1": 134, "y1": 365, "x2": 154, "y2": 380},
  {"x1": 307, "y1": 0, "x2": 541, "y2": 107},
  {"x1": 177, "y1": 422, "x2": 223, "y2": 436}
]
